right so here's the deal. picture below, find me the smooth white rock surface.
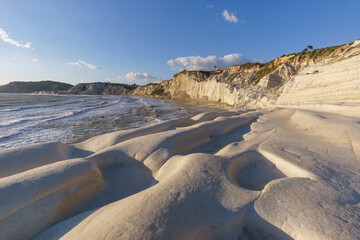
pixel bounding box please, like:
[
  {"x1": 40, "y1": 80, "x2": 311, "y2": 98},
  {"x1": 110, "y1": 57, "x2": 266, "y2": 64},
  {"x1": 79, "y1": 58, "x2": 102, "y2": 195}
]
[{"x1": 0, "y1": 109, "x2": 358, "y2": 239}]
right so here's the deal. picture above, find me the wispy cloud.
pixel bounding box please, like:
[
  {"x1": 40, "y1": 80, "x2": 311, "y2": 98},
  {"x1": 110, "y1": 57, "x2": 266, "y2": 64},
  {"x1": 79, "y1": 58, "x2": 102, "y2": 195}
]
[
  {"x1": 206, "y1": 4, "x2": 214, "y2": 9},
  {"x1": 31, "y1": 58, "x2": 38, "y2": 62},
  {"x1": 66, "y1": 60, "x2": 100, "y2": 70},
  {"x1": 118, "y1": 72, "x2": 159, "y2": 82},
  {"x1": 222, "y1": 9, "x2": 238, "y2": 23},
  {"x1": 0, "y1": 27, "x2": 32, "y2": 48},
  {"x1": 167, "y1": 53, "x2": 254, "y2": 71}
]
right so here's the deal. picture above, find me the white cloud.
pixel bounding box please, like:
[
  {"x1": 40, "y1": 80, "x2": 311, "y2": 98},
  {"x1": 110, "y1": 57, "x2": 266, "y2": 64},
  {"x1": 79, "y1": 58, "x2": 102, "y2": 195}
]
[
  {"x1": 207, "y1": 4, "x2": 214, "y2": 9},
  {"x1": 12, "y1": 57, "x2": 16, "y2": 61},
  {"x1": 167, "y1": 53, "x2": 253, "y2": 71},
  {"x1": 31, "y1": 58, "x2": 38, "y2": 62},
  {"x1": 122, "y1": 72, "x2": 159, "y2": 82},
  {"x1": 222, "y1": 9, "x2": 238, "y2": 23},
  {"x1": 0, "y1": 27, "x2": 32, "y2": 48},
  {"x1": 66, "y1": 60, "x2": 100, "y2": 70}
]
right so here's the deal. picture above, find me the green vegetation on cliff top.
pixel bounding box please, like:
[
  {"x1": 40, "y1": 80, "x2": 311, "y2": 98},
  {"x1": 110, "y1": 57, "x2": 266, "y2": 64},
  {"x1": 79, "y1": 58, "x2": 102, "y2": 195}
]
[
  {"x1": 240, "y1": 42, "x2": 350, "y2": 85},
  {"x1": 177, "y1": 42, "x2": 352, "y2": 87}
]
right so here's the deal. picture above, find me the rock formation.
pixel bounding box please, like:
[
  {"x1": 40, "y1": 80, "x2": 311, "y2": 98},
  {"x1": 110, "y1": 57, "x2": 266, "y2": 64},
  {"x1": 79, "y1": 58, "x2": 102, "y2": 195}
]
[
  {"x1": 0, "y1": 108, "x2": 359, "y2": 239},
  {"x1": 67, "y1": 82, "x2": 137, "y2": 95},
  {"x1": 64, "y1": 39, "x2": 360, "y2": 112},
  {"x1": 157, "y1": 40, "x2": 360, "y2": 110}
]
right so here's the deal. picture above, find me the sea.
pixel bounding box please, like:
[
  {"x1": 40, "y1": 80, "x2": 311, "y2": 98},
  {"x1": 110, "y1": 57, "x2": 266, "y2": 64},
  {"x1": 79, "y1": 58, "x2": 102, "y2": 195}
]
[{"x1": 0, "y1": 93, "x2": 225, "y2": 150}]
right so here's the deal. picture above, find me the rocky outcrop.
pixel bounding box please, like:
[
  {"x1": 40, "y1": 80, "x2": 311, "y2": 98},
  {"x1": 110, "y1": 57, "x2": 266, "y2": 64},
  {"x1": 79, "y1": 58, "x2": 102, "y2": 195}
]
[
  {"x1": 276, "y1": 46, "x2": 360, "y2": 104},
  {"x1": 3, "y1": 109, "x2": 359, "y2": 239},
  {"x1": 154, "y1": 39, "x2": 360, "y2": 109},
  {"x1": 164, "y1": 67, "x2": 272, "y2": 108},
  {"x1": 131, "y1": 80, "x2": 172, "y2": 98},
  {"x1": 64, "y1": 39, "x2": 360, "y2": 110},
  {"x1": 67, "y1": 82, "x2": 137, "y2": 95}
]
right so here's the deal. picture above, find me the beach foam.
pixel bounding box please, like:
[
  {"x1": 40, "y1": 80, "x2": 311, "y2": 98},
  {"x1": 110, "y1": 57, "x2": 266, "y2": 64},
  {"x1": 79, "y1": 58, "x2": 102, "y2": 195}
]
[{"x1": 0, "y1": 94, "x2": 225, "y2": 150}]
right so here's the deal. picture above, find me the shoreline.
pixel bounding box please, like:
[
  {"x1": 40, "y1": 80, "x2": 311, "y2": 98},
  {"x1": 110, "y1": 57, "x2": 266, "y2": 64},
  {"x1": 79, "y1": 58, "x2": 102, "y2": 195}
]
[
  {"x1": 2, "y1": 92, "x2": 233, "y2": 109},
  {"x1": 39, "y1": 91, "x2": 236, "y2": 110},
  {"x1": 0, "y1": 93, "x2": 228, "y2": 150}
]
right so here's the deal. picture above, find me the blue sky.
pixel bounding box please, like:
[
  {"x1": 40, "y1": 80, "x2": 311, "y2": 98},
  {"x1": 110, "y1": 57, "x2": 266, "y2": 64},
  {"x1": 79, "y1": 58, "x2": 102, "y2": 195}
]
[{"x1": 0, "y1": 0, "x2": 359, "y2": 86}]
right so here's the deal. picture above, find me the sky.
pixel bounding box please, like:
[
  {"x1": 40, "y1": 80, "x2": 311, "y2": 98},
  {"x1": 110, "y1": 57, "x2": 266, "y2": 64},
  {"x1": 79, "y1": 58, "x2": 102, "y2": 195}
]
[{"x1": 0, "y1": 0, "x2": 359, "y2": 86}]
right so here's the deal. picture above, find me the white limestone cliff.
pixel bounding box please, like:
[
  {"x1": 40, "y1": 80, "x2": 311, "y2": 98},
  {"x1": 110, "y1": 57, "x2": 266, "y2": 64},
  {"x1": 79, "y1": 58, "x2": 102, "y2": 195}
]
[
  {"x1": 62, "y1": 40, "x2": 360, "y2": 112},
  {"x1": 155, "y1": 40, "x2": 360, "y2": 112}
]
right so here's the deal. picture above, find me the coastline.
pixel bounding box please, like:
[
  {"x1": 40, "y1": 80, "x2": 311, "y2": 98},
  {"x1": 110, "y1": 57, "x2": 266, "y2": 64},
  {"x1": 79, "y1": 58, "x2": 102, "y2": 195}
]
[
  {"x1": 167, "y1": 98, "x2": 234, "y2": 109},
  {"x1": 0, "y1": 93, "x2": 227, "y2": 150},
  {"x1": 1, "y1": 2, "x2": 360, "y2": 239},
  {"x1": 0, "y1": 39, "x2": 360, "y2": 239},
  {"x1": 2, "y1": 39, "x2": 359, "y2": 112}
]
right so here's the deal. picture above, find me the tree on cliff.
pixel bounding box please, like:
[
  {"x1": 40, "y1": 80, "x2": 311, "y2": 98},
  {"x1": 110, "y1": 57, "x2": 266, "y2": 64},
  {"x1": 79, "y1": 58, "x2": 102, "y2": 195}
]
[{"x1": 302, "y1": 45, "x2": 314, "y2": 52}]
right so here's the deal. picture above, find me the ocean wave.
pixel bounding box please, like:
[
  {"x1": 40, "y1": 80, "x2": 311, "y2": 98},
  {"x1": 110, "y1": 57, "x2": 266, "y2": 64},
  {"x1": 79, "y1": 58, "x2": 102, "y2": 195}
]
[
  {"x1": 0, "y1": 95, "x2": 224, "y2": 150},
  {"x1": 0, "y1": 119, "x2": 29, "y2": 128},
  {"x1": 0, "y1": 98, "x2": 94, "y2": 113},
  {"x1": 39, "y1": 99, "x2": 126, "y2": 124},
  {"x1": 41, "y1": 111, "x2": 79, "y2": 123},
  {"x1": 0, "y1": 131, "x2": 20, "y2": 139},
  {"x1": 0, "y1": 107, "x2": 24, "y2": 112}
]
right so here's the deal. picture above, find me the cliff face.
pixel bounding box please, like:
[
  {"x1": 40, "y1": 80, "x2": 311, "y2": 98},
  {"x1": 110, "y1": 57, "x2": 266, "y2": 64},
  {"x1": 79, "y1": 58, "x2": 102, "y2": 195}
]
[
  {"x1": 165, "y1": 67, "x2": 271, "y2": 108},
  {"x1": 152, "y1": 39, "x2": 360, "y2": 110},
  {"x1": 167, "y1": 71, "x2": 239, "y2": 105},
  {"x1": 131, "y1": 80, "x2": 172, "y2": 98},
  {"x1": 67, "y1": 82, "x2": 137, "y2": 95},
  {"x1": 276, "y1": 43, "x2": 360, "y2": 105},
  {"x1": 65, "y1": 39, "x2": 360, "y2": 111}
]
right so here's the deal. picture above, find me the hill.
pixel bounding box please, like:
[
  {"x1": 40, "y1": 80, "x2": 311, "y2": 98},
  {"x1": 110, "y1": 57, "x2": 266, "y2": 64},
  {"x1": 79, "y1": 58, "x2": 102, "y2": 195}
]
[
  {"x1": 67, "y1": 82, "x2": 137, "y2": 95},
  {"x1": 0, "y1": 80, "x2": 73, "y2": 93}
]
